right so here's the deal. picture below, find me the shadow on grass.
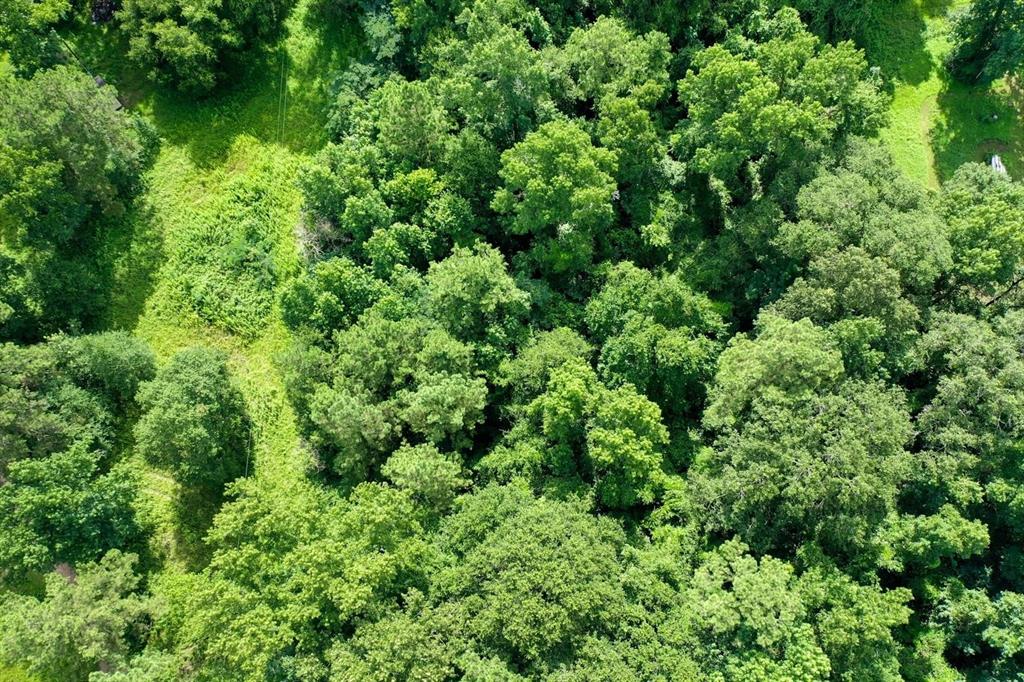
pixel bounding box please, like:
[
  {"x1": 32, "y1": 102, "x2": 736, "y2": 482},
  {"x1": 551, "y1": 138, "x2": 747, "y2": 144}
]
[
  {"x1": 94, "y1": 200, "x2": 164, "y2": 331},
  {"x1": 918, "y1": 0, "x2": 956, "y2": 17},
  {"x1": 167, "y1": 485, "x2": 223, "y2": 570},
  {"x1": 64, "y1": 5, "x2": 363, "y2": 169},
  {"x1": 146, "y1": 20, "x2": 362, "y2": 166},
  {"x1": 861, "y1": 0, "x2": 934, "y2": 86},
  {"x1": 931, "y1": 75, "x2": 1024, "y2": 181}
]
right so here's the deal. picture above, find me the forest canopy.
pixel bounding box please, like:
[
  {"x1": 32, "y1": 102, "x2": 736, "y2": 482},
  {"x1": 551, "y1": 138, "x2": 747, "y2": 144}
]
[{"x1": 1, "y1": 0, "x2": 1024, "y2": 680}]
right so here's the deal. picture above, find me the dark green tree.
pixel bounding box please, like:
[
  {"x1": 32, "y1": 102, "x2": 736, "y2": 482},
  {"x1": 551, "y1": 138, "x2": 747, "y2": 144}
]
[
  {"x1": 0, "y1": 67, "x2": 156, "y2": 340},
  {"x1": 134, "y1": 346, "x2": 250, "y2": 492},
  {"x1": 118, "y1": 0, "x2": 298, "y2": 92},
  {"x1": 947, "y1": 0, "x2": 1024, "y2": 84}
]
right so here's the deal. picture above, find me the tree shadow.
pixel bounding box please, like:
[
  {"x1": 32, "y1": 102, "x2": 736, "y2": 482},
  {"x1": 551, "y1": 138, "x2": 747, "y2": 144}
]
[
  {"x1": 918, "y1": 0, "x2": 956, "y2": 17},
  {"x1": 860, "y1": 0, "x2": 934, "y2": 86},
  {"x1": 168, "y1": 486, "x2": 223, "y2": 570},
  {"x1": 93, "y1": 200, "x2": 164, "y2": 332},
  {"x1": 931, "y1": 75, "x2": 1024, "y2": 182},
  {"x1": 63, "y1": 1, "x2": 363, "y2": 170}
]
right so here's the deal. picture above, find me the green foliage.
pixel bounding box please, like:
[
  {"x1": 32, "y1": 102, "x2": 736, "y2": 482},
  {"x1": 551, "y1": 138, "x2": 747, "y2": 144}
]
[
  {"x1": 307, "y1": 313, "x2": 487, "y2": 480},
  {"x1": 297, "y1": 144, "x2": 474, "y2": 275},
  {"x1": 432, "y1": 0, "x2": 556, "y2": 146},
  {"x1": 492, "y1": 358, "x2": 669, "y2": 508},
  {"x1": 766, "y1": 247, "x2": 920, "y2": 376},
  {"x1": 694, "y1": 316, "x2": 913, "y2": 562},
  {"x1": 585, "y1": 262, "x2": 725, "y2": 419},
  {"x1": 0, "y1": 334, "x2": 150, "y2": 578},
  {"x1": 381, "y1": 443, "x2": 468, "y2": 512},
  {"x1": 423, "y1": 243, "x2": 531, "y2": 365},
  {"x1": 0, "y1": 66, "x2": 156, "y2": 340},
  {"x1": 939, "y1": 163, "x2": 1024, "y2": 303},
  {"x1": 280, "y1": 256, "x2": 385, "y2": 343},
  {"x1": 163, "y1": 157, "x2": 295, "y2": 339},
  {"x1": 558, "y1": 17, "x2": 671, "y2": 109},
  {"x1": 676, "y1": 8, "x2": 886, "y2": 205},
  {"x1": 8, "y1": 0, "x2": 1024, "y2": 678},
  {"x1": 0, "y1": 0, "x2": 69, "y2": 75},
  {"x1": 493, "y1": 119, "x2": 618, "y2": 275},
  {"x1": 118, "y1": 0, "x2": 298, "y2": 92},
  {"x1": 947, "y1": 0, "x2": 1024, "y2": 85},
  {"x1": 428, "y1": 487, "x2": 631, "y2": 675},
  {"x1": 662, "y1": 539, "x2": 913, "y2": 682},
  {"x1": 135, "y1": 346, "x2": 250, "y2": 492},
  {"x1": 0, "y1": 446, "x2": 140, "y2": 579},
  {"x1": 775, "y1": 138, "x2": 951, "y2": 294},
  {"x1": 162, "y1": 480, "x2": 431, "y2": 681},
  {"x1": 0, "y1": 551, "x2": 153, "y2": 682}
]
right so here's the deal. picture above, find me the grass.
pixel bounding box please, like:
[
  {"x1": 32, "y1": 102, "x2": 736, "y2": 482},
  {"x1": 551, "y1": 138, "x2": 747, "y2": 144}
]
[
  {"x1": 56, "y1": 3, "x2": 361, "y2": 572},
  {"x1": 866, "y1": 0, "x2": 1023, "y2": 188},
  {"x1": 0, "y1": 666, "x2": 38, "y2": 682}
]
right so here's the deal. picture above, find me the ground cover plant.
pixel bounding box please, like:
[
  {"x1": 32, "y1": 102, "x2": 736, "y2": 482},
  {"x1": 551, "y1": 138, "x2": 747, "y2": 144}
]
[{"x1": 1, "y1": 0, "x2": 1024, "y2": 679}]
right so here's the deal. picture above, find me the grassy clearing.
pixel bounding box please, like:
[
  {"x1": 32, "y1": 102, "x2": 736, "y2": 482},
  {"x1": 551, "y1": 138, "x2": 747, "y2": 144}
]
[
  {"x1": 0, "y1": 666, "x2": 37, "y2": 682},
  {"x1": 865, "y1": 0, "x2": 1023, "y2": 188},
  {"x1": 58, "y1": 4, "x2": 360, "y2": 571}
]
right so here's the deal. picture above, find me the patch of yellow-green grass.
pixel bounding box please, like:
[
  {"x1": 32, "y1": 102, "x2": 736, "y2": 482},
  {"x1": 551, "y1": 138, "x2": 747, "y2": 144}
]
[
  {"x1": 868, "y1": 0, "x2": 1023, "y2": 188},
  {"x1": 0, "y1": 666, "x2": 38, "y2": 682}
]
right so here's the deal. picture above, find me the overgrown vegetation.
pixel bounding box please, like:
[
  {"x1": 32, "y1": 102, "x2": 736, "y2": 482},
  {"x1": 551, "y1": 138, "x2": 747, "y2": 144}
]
[{"x1": 1, "y1": 0, "x2": 1023, "y2": 680}]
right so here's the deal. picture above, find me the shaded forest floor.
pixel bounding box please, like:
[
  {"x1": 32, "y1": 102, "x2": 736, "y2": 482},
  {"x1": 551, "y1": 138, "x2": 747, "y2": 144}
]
[{"x1": 870, "y1": 0, "x2": 1023, "y2": 187}]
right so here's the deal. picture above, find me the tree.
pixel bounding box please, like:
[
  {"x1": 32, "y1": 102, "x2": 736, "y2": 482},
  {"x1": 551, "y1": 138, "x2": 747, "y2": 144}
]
[
  {"x1": 558, "y1": 17, "x2": 671, "y2": 109},
  {"x1": 306, "y1": 313, "x2": 487, "y2": 481},
  {"x1": 662, "y1": 539, "x2": 911, "y2": 682},
  {"x1": 297, "y1": 145, "x2": 475, "y2": 274},
  {"x1": 492, "y1": 119, "x2": 618, "y2": 276},
  {"x1": 789, "y1": 0, "x2": 882, "y2": 42},
  {"x1": 775, "y1": 139, "x2": 952, "y2": 295},
  {"x1": 162, "y1": 480, "x2": 431, "y2": 681},
  {"x1": 118, "y1": 0, "x2": 298, "y2": 92},
  {"x1": 431, "y1": 0, "x2": 556, "y2": 146},
  {"x1": 947, "y1": 0, "x2": 1024, "y2": 84},
  {"x1": 0, "y1": 0, "x2": 69, "y2": 75},
  {"x1": 134, "y1": 346, "x2": 250, "y2": 492},
  {"x1": 0, "y1": 446, "x2": 140, "y2": 578},
  {"x1": 280, "y1": 256, "x2": 385, "y2": 344},
  {"x1": 0, "y1": 67, "x2": 156, "y2": 340},
  {"x1": 585, "y1": 262, "x2": 725, "y2": 421},
  {"x1": 939, "y1": 163, "x2": 1024, "y2": 305},
  {"x1": 363, "y1": 76, "x2": 452, "y2": 172},
  {"x1": 675, "y1": 8, "x2": 886, "y2": 205},
  {"x1": 381, "y1": 443, "x2": 468, "y2": 513},
  {"x1": 496, "y1": 326, "x2": 592, "y2": 413},
  {"x1": 0, "y1": 551, "x2": 152, "y2": 682},
  {"x1": 423, "y1": 243, "x2": 531, "y2": 368},
  {"x1": 765, "y1": 247, "x2": 920, "y2": 376},
  {"x1": 490, "y1": 358, "x2": 669, "y2": 509},
  {"x1": 0, "y1": 333, "x2": 151, "y2": 578},
  {"x1": 692, "y1": 316, "x2": 913, "y2": 563},
  {"x1": 595, "y1": 96, "x2": 668, "y2": 225},
  {"x1": 428, "y1": 485, "x2": 631, "y2": 675}
]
